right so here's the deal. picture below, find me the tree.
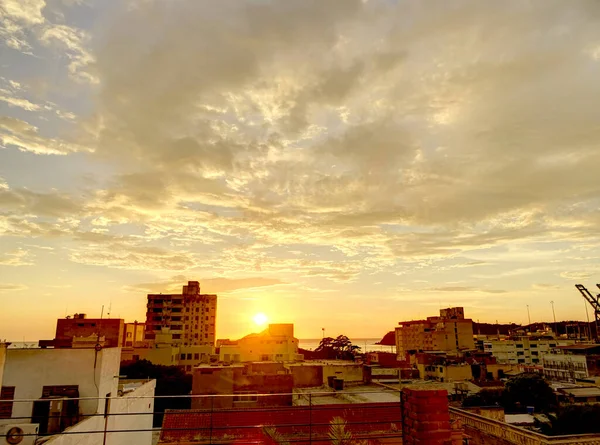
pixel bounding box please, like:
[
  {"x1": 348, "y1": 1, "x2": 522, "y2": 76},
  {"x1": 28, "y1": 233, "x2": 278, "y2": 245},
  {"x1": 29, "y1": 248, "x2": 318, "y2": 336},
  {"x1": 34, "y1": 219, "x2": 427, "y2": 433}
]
[
  {"x1": 550, "y1": 404, "x2": 600, "y2": 435},
  {"x1": 315, "y1": 335, "x2": 361, "y2": 360},
  {"x1": 501, "y1": 373, "x2": 556, "y2": 413},
  {"x1": 120, "y1": 360, "x2": 192, "y2": 427}
]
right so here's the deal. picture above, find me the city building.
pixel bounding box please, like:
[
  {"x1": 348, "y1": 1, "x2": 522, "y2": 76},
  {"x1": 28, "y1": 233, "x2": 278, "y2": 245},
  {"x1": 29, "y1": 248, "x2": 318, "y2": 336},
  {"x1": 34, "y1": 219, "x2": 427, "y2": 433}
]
[
  {"x1": 0, "y1": 346, "x2": 155, "y2": 445},
  {"x1": 543, "y1": 354, "x2": 588, "y2": 381},
  {"x1": 145, "y1": 281, "x2": 217, "y2": 346},
  {"x1": 121, "y1": 328, "x2": 214, "y2": 372},
  {"x1": 39, "y1": 314, "x2": 125, "y2": 348},
  {"x1": 192, "y1": 362, "x2": 294, "y2": 409},
  {"x1": 482, "y1": 335, "x2": 575, "y2": 365},
  {"x1": 395, "y1": 307, "x2": 474, "y2": 360},
  {"x1": 218, "y1": 323, "x2": 301, "y2": 362},
  {"x1": 122, "y1": 321, "x2": 145, "y2": 347}
]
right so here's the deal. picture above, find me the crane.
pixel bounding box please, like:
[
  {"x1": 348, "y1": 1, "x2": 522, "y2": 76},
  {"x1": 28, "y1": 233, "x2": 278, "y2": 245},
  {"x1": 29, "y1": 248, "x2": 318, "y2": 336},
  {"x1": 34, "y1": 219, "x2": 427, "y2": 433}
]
[{"x1": 575, "y1": 284, "x2": 600, "y2": 343}]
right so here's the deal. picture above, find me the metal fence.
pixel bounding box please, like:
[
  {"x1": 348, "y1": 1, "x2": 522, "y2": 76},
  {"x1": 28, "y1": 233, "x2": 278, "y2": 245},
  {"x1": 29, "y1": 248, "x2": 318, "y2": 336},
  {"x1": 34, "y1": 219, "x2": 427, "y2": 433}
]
[{"x1": 4, "y1": 391, "x2": 405, "y2": 444}]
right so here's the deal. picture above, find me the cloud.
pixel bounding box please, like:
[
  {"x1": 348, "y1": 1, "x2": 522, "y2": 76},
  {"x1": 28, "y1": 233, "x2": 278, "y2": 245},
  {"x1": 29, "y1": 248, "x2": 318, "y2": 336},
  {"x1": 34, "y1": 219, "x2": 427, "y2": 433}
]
[
  {"x1": 0, "y1": 283, "x2": 28, "y2": 292},
  {"x1": 124, "y1": 276, "x2": 284, "y2": 295},
  {"x1": 0, "y1": 116, "x2": 89, "y2": 154},
  {"x1": 0, "y1": 248, "x2": 35, "y2": 266},
  {"x1": 430, "y1": 286, "x2": 508, "y2": 294}
]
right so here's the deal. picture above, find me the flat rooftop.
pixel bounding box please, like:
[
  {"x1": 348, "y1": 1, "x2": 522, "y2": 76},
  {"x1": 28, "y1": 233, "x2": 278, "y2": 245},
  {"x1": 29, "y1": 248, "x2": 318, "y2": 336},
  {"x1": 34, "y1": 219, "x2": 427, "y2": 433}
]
[{"x1": 294, "y1": 384, "x2": 401, "y2": 405}]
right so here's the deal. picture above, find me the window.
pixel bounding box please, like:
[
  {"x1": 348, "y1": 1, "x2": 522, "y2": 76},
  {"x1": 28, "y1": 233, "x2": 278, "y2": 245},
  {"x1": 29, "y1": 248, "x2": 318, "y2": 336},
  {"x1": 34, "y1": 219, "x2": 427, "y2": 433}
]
[
  {"x1": 518, "y1": 359, "x2": 525, "y2": 363},
  {"x1": 0, "y1": 386, "x2": 15, "y2": 419},
  {"x1": 530, "y1": 344, "x2": 537, "y2": 348},
  {"x1": 133, "y1": 355, "x2": 140, "y2": 361},
  {"x1": 261, "y1": 354, "x2": 269, "y2": 361},
  {"x1": 194, "y1": 333, "x2": 198, "y2": 339},
  {"x1": 173, "y1": 334, "x2": 181, "y2": 339},
  {"x1": 206, "y1": 316, "x2": 209, "y2": 321},
  {"x1": 186, "y1": 353, "x2": 191, "y2": 360},
  {"x1": 194, "y1": 353, "x2": 199, "y2": 360},
  {"x1": 532, "y1": 351, "x2": 538, "y2": 356},
  {"x1": 517, "y1": 352, "x2": 524, "y2": 356},
  {"x1": 180, "y1": 353, "x2": 185, "y2": 360},
  {"x1": 550, "y1": 344, "x2": 557, "y2": 348},
  {"x1": 516, "y1": 344, "x2": 523, "y2": 348}
]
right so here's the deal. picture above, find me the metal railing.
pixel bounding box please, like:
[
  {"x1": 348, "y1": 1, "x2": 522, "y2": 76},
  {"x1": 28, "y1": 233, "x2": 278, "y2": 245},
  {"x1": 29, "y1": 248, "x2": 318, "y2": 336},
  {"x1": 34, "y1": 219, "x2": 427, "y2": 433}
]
[{"x1": 3, "y1": 390, "x2": 405, "y2": 444}]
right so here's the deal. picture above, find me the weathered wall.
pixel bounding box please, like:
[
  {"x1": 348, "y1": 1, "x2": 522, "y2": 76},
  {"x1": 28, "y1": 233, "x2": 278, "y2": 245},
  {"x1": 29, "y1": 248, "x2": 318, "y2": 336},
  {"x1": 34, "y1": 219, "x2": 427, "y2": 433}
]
[
  {"x1": 321, "y1": 362, "x2": 363, "y2": 383},
  {"x1": 288, "y1": 365, "x2": 323, "y2": 388},
  {"x1": 45, "y1": 380, "x2": 156, "y2": 445},
  {"x1": 401, "y1": 388, "x2": 462, "y2": 445},
  {"x1": 1, "y1": 347, "x2": 120, "y2": 424}
]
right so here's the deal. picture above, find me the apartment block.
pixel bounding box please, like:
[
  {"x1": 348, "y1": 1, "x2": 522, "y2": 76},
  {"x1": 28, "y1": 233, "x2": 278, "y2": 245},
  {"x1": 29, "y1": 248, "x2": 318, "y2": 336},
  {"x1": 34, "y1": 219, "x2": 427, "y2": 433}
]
[
  {"x1": 395, "y1": 307, "x2": 474, "y2": 360},
  {"x1": 145, "y1": 281, "x2": 217, "y2": 346},
  {"x1": 483, "y1": 336, "x2": 575, "y2": 365},
  {"x1": 218, "y1": 323, "x2": 301, "y2": 363},
  {"x1": 542, "y1": 354, "x2": 588, "y2": 382},
  {"x1": 39, "y1": 314, "x2": 124, "y2": 348}
]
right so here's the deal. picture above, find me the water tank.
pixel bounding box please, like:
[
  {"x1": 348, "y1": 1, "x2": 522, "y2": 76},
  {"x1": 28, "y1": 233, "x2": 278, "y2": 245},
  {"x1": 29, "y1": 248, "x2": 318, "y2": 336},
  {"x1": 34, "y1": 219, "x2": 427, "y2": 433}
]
[
  {"x1": 333, "y1": 378, "x2": 344, "y2": 391},
  {"x1": 526, "y1": 406, "x2": 535, "y2": 415}
]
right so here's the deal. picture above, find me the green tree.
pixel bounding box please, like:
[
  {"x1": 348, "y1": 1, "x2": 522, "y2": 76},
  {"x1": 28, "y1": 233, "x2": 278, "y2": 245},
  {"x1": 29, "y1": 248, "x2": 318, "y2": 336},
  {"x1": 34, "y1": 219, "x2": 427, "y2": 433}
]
[
  {"x1": 120, "y1": 359, "x2": 192, "y2": 427},
  {"x1": 501, "y1": 373, "x2": 556, "y2": 413},
  {"x1": 328, "y1": 417, "x2": 369, "y2": 445},
  {"x1": 315, "y1": 335, "x2": 361, "y2": 360}
]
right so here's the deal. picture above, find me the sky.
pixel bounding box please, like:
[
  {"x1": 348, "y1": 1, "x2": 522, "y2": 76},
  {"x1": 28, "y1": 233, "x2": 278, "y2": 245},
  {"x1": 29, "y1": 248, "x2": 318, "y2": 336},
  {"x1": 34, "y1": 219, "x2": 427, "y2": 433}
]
[{"x1": 1, "y1": 0, "x2": 600, "y2": 342}]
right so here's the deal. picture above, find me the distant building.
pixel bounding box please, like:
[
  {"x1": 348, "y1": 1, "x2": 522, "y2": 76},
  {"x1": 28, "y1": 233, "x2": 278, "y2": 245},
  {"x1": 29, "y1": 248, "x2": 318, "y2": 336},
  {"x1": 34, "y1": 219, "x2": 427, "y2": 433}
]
[
  {"x1": 483, "y1": 335, "x2": 575, "y2": 365},
  {"x1": 121, "y1": 328, "x2": 214, "y2": 372},
  {"x1": 192, "y1": 362, "x2": 294, "y2": 409},
  {"x1": 542, "y1": 354, "x2": 588, "y2": 382},
  {"x1": 122, "y1": 321, "x2": 145, "y2": 347},
  {"x1": 39, "y1": 314, "x2": 124, "y2": 348},
  {"x1": 218, "y1": 323, "x2": 301, "y2": 363},
  {"x1": 145, "y1": 281, "x2": 217, "y2": 346},
  {"x1": 395, "y1": 307, "x2": 474, "y2": 360}
]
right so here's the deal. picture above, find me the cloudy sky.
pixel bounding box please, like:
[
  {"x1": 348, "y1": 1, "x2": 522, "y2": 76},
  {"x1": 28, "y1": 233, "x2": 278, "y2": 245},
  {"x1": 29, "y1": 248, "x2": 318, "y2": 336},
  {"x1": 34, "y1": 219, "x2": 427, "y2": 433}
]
[{"x1": 1, "y1": 0, "x2": 600, "y2": 342}]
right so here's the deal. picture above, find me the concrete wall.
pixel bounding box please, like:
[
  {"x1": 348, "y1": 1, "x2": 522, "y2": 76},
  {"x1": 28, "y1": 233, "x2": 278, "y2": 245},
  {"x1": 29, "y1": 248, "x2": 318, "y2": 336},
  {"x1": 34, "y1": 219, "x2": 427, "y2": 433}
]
[
  {"x1": 44, "y1": 380, "x2": 155, "y2": 445},
  {"x1": 0, "y1": 347, "x2": 120, "y2": 424},
  {"x1": 321, "y1": 362, "x2": 363, "y2": 384},
  {"x1": 0, "y1": 342, "x2": 7, "y2": 388},
  {"x1": 288, "y1": 365, "x2": 323, "y2": 388}
]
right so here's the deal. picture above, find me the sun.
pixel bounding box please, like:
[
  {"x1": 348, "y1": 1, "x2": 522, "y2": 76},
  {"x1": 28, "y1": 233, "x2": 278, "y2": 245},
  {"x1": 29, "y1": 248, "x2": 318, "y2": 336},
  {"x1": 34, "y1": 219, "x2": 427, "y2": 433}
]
[{"x1": 253, "y1": 312, "x2": 268, "y2": 327}]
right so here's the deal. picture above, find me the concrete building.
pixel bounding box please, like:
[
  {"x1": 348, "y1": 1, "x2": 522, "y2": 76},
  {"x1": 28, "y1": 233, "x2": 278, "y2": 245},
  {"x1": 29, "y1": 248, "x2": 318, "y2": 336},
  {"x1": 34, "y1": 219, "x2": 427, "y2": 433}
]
[
  {"x1": 145, "y1": 281, "x2": 217, "y2": 346},
  {"x1": 121, "y1": 322, "x2": 145, "y2": 347},
  {"x1": 543, "y1": 353, "x2": 588, "y2": 382},
  {"x1": 121, "y1": 328, "x2": 214, "y2": 372},
  {"x1": 395, "y1": 307, "x2": 474, "y2": 360},
  {"x1": 0, "y1": 346, "x2": 155, "y2": 445},
  {"x1": 39, "y1": 314, "x2": 125, "y2": 349},
  {"x1": 218, "y1": 323, "x2": 301, "y2": 363},
  {"x1": 482, "y1": 335, "x2": 575, "y2": 365},
  {"x1": 192, "y1": 362, "x2": 294, "y2": 409}
]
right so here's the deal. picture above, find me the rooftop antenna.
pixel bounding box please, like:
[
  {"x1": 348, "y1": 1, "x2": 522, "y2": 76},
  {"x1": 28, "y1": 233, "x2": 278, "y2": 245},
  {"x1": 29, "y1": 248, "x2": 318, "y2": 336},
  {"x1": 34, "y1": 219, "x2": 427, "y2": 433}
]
[
  {"x1": 551, "y1": 301, "x2": 557, "y2": 336},
  {"x1": 107, "y1": 301, "x2": 112, "y2": 319},
  {"x1": 527, "y1": 305, "x2": 531, "y2": 327}
]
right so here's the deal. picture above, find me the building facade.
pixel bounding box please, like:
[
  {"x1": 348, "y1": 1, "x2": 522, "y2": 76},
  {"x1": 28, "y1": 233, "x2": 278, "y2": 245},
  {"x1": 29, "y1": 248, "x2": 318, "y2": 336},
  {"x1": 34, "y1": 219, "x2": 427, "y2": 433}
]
[
  {"x1": 218, "y1": 323, "x2": 300, "y2": 363},
  {"x1": 39, "y1": 314, "x2": 125, "y2": 348},
  {"x1": 482, "y1": 336, "x2": 574, "y2": 365},
  {"x1": 395, "y1": 307, "x2": 474, "y2": 360},
  {"x1": 145, "y1": 281, "x2": 217, "y2": 346},
  {"x1": 542, "y1": 353, "x2": 588, "y2": 381}
]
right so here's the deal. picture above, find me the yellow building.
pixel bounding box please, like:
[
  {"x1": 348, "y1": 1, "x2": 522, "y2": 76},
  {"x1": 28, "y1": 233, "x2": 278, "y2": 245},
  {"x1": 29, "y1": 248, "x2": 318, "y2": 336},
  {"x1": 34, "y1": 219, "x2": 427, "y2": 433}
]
[
  {"x1": 395, "y1": 307, "x2": 474, "y2": 360},
  {"x1": 218, "y1": 324, "x2": 302, "y2": 363},
  {"x1": 121, "y1": 328, "x2": 214, "y2": 372},
  {"x1": 417, "y1": 362, "x2": 473, "y2": 382}
]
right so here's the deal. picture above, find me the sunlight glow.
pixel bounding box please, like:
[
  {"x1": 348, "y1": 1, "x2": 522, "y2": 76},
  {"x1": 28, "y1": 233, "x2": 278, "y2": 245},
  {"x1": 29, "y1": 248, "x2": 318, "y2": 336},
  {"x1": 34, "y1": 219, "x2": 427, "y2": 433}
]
[{"x1": 253, "y1": 312, "x2": 268, "y2": 327}]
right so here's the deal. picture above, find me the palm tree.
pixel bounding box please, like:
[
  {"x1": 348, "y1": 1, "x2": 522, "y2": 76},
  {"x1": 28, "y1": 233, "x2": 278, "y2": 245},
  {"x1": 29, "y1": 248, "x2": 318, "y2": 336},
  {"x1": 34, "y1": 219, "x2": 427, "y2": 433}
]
[{"x1": 328, "y1": 416, "x2": 368, "y2": 445}]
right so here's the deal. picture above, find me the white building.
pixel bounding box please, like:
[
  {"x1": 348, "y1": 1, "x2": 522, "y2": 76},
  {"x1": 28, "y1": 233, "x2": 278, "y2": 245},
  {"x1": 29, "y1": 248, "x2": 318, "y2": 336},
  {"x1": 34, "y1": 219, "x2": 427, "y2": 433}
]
[
  {"x1": 542, "y1": 354, "x2": 588, "y2": 382},
  {"x1": 218, "y1": 324, "x2": 302, "y2": 363},
  {"x1": 0, "y1": 346, "x2": 155, "y2": 445},
  {"x1": 483, "y1": 336, "x2": 574, "y2": 365}
]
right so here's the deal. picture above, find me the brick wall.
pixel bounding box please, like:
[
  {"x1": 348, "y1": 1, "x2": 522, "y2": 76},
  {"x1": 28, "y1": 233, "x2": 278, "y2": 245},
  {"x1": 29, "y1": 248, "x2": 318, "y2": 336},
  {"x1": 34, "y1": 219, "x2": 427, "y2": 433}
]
[{"x1": 401, "y1": 388, "x2": 463, "y2": 445}]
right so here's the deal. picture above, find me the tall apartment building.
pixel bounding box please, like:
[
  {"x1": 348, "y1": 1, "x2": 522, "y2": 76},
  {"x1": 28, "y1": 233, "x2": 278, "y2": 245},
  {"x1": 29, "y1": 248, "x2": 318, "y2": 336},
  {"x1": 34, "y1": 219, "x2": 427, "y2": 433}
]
[
  {"x1": 395, "y1": 307, "x2": 474, "y2": 360},
  {"x1": 145, "y1": 281, "x2": 217, "y2": 346}
]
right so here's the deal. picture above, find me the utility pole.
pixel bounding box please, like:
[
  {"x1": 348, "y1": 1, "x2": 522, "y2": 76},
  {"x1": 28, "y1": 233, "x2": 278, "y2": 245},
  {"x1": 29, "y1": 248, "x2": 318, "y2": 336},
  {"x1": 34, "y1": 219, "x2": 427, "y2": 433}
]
[
  {"x1": 322, "y1": 328, "x2": 325, "y2": 340},
  {"x1": 584, "y1": 298, "x2": 591, "y2": 340},
  {"x1": 527, "y1": 305, "x2": 531, "y2": 327},
  {"x1": 551, "y1": 301, "x2": 558, "y2": 337}
]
